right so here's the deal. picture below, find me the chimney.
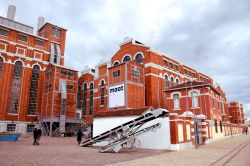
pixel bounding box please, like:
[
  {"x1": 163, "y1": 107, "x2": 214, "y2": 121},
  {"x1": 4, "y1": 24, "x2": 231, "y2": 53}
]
[
  {"x1": 7, "y1": 5, "x2": 16, "y2": 20},
  {"x1": 37, "y1": 16, "x2": 45, "y2": 31}
]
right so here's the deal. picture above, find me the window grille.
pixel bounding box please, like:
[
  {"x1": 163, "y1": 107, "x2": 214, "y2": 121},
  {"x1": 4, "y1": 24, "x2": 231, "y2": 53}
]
[
  {"x1": 191, "y1": 91, "x2": 199, "y2": 108},
  {"x1": 135, "y1": 53, "x2": 143, "y2": 63},
  {"x1": 164, "y1": 75, "x2": 169, "y2": 88},
  {"x1": 35, "y1": 39, "x2": 43, "y2": 46},
  {"x1": 123, "y1": 55, "x2": 131, "y2": 62},
  {"x1": 113, "y1": 61, "x2": 119, "y2": 66},
  {"x1": 28, "y1": 65, "x2": 40, "y2": 115},
  {"x1": 0, "y1": 29, "x2": 8, "y2": 36},
  {"x1": 26, "y1": 124, "x2": 35, "y2": 132},
  {"x1": 89, "y1": 83, "x2": 94, "y2": 115},
  {"x1": 77, "y1": 85, "x2": 81, "y2": 109},
  {"x1": 173, "y1": 94, "x2": 180, "y2": 109},
  {"x1": 52, "y1": 27, "x2": 61, "y2": 37},
  {"x1": 18, "y1": 34, "x2": 28, "y2": 42},
  {"x1": 66, "y1": 84, "x2": 73, "y2": 90},
  {"x1": 8, "y1": 61, "x2": 23, "y2": 114},
  {"x1": 82, "y1": 83, "x2": 87, "y2": 116},
  {"x1": 61, "y1": 99, "x2": 66, "y2": 115},
  {"x1": 7, "y1": 124, "x2": 16, "y2": 132},
  {"x1": 113, "y1": 70, "x2": 120, "y2": 77},
  {"x1": 163, "y1": 60, "x2": 168, "y2": 66},
  {"x1": 100, "y1": 81, "x2": 105, "y2": 106}
]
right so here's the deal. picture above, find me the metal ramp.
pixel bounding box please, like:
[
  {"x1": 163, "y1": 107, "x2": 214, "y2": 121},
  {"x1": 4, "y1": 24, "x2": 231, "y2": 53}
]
[{"x1": 80, "y1": 108, "x2": 169, "y2": 153}]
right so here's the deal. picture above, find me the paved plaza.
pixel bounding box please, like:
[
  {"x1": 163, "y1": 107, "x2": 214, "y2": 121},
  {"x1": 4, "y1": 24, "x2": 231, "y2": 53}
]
[{"x1": 0, "y1": 134, "x2": 249, "y2": 166}]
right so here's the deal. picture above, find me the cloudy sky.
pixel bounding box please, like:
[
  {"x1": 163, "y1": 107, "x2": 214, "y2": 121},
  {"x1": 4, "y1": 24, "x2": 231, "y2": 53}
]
[{"x1": 1, "y1": 0, "x2": 250, "y2": 118}]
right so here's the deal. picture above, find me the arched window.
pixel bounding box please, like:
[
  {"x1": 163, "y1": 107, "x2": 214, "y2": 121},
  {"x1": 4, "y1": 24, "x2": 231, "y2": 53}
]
[
  {"x1": 123, "y1": 55, "x2": 131, "y2": 63},
  {"x1": 28, "y1": 65, "x2": 40, "y2": 115},
  {"x1": 173, "y1": 94, "x2": 180, "y2": 109},
  {"x1": 113, "y1": 61, "x2": 119, "y2": 66},
  {"x1": 82, "y1": 83, "x2": 87, "y2": 116},
  {"x1": 170, "y1": 77, "x2": 174, "y2": 87},
  {"x1": 0, "y1": 57, "x2": 3, "y2": 76},
  {"x1": 8, "y1": 61, "x2": 23, "y2": 114},
  {"x1": 100, "y1": 80, "x2": 105, "y2": 106},
  {"x1": 89, "y1": 83, "x2": 94, "y2": 115},
  {"x1": 135, "y1": 53, "x2": 143, "y2": 63},
  {"x1": 176, "y1": 79, "x2": 179, "y2": 84},
  {"x1": 191, "y1": 91, "x2": 199, "y2": 108},
  {"x1": 164, "y1": 75, "x2": 169, "y2": 88}
]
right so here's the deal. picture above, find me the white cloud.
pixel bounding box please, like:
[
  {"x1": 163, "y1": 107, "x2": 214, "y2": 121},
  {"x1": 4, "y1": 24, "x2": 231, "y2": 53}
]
[{"x1": 1, "y1": 0, "x2": 249, "y2": 106}]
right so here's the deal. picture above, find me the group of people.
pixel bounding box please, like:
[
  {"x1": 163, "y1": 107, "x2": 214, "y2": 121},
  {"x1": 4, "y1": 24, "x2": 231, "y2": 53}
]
[{"x1": 33, "y1": 128, "x2": 42, "y2": 145}]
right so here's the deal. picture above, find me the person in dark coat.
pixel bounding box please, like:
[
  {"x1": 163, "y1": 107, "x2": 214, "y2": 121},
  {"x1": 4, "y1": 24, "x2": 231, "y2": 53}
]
[
  {"x1": 37, "y1": 128, "x2": 42, "y2": 145},
  {"x1": 77, "y1": 129, "x2": 83, "y2": 145},
  {"x1": 33, "y1": 128, "x2": 38, "y2": 145}
]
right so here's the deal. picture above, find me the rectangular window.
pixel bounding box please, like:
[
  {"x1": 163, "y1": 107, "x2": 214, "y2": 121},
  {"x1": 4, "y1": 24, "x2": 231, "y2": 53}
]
[
  {"x1": 67, "y1": 84, "x2": 73, "y2": 90},
  {"x1": 184, "y1": 69, "x2": 187, "y2": 75},
  {"x1": 173, "y1": 94, "x2": 180, "y2": 109},
  {"x1": 175, "y1": 65, "x2": 179, "y2": 71},
  {"x1": 0, "y1": 29, "x2": 8, "y2": 36},
  {"x1": 35, "y1": 39, "x2": 44, "y2": 46},
  {"x1": 60, "y1": 69, "x2": 67, "y2": 75},
  {"x1": 163, "y1": 60, "x2": 168, "y2": 66},
  {"x1": 52, "y1": 27, "x2": 61, "y2": 37},
  {"x1": 26, "y1": 124, "x2": 35, "y2": 132},
  {"x1": 18, "y1": 34, "x2": 28, "y2": 42},
  {"x1": 169, "y1": 63, "x2": 173, "y2": 69},
  {"x1": 132, "y1": 69, "x2": 140, "y2": 78},
  {"x1": 113, "y1": 70, "x2": 120, "y2": 77},
  {"x1": 7, "y1": 124, "x2": 16, "y2": 132},
  {"x1": 68, "y1": 71, "x2": 74, "y2": 77}
]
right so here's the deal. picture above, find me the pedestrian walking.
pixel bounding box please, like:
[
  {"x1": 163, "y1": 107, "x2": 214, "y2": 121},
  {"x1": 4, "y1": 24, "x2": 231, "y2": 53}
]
[
  {"x1": 33, "y1": 128, "x2": 38, "y2": 145},
  {"x1": 77, "y1": 129, "x2": 83, "y2": 145},
  {"x1": 37, "y1": 128, "x2": 42, "y2": 145}
]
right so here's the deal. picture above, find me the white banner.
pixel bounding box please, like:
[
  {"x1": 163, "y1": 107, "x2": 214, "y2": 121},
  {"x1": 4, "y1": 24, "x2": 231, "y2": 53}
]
[{"x1": 108, "y1": 83, "x2": 125, "y2": 108}]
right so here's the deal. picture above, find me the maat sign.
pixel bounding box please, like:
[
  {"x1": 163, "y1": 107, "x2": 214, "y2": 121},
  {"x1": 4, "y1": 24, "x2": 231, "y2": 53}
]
[{"x1": 108, "y1": 84, "x2": 125, "y2": 108}]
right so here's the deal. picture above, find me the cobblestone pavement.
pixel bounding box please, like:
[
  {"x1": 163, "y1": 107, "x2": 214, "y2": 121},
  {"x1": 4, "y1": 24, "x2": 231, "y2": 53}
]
[
  {"x1": 0, "y1": 136, "x2": 168, "y2": 166},
  {"x1": 111, "y1": 134, "x2": 250, "y2": 166}
]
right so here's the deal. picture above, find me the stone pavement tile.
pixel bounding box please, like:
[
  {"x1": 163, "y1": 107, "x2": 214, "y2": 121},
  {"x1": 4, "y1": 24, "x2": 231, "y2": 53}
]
[{"x1": 110, "y1": 135, "x2": 250, "y2": 166}]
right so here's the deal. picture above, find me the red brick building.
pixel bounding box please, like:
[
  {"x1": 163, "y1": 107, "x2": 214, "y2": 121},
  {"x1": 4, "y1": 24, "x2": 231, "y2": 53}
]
[
  {"x1": 228, "y1": 101, "x2": 245, "y2": 124},
  {"x1": 0, "y1": 5, "x2": 79, "y2": 134},
  {"x1": 78, "y1": 37, "x2": 245, "y2": 127}
]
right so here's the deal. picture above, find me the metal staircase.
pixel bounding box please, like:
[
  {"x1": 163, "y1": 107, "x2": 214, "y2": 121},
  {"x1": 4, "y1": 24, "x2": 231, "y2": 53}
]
[{"x1": 80, "y1": 108, "x2": 169, "y2": 153}]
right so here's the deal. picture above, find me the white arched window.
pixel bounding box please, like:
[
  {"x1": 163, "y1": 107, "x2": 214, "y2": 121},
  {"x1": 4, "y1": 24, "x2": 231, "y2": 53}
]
[
  {"x1": 122, "y1": 54, "x2": 131, "y2": 63},
  {"x1": 176, "y1": 78, "x2": 179, "y2": 84},
  {"x1": 113, "y1": 61, "x2": 120, "y2": 66},
  {"x1": 170, "y1": 77, "x2": 174, "y2": 87},
  {"x1": 191, "y1": 91, "x2": 199, "y2": 108},
  {"x1": 173, "y1": 94, "x2": 180, "y2": 109},
  {"x1": 135, "y1": 52, "x2": 143, "y2": 63},
  {"x1": 164, "y1": 75, "x2": 169, "y2": 88}
]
